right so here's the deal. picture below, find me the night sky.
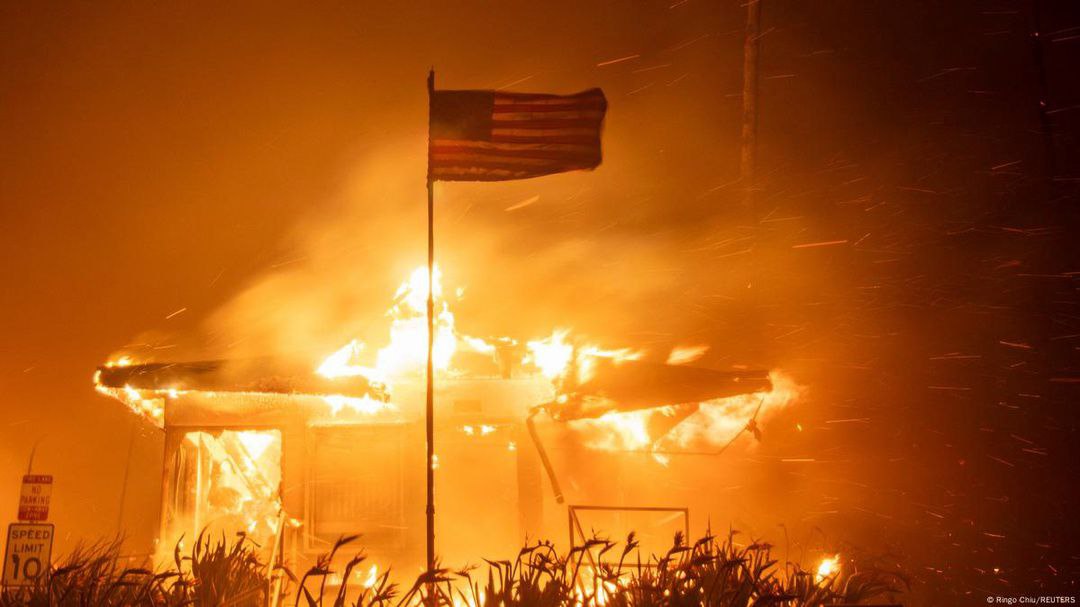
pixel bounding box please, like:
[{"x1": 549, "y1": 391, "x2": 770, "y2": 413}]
[{"x1": 1, "y1": 1, "x2": 1078, "y2": 603}]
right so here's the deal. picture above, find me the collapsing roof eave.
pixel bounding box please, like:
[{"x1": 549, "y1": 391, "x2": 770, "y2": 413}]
[{"x1": 95, "y1": 358, "x2": 390, "y2": 401}]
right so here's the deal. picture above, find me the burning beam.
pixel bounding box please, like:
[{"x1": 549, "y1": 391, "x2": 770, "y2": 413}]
[
  {"x1": 95, "y1": 358, "x2": 389, "y2": 400},
  {"x1": 546, "y1": 356, "x2": 771, "y2": 421}
]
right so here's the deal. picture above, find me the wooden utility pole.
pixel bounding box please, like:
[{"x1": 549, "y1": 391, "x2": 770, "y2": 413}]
[
  {"x1": 738, "y1": 0, "x2": 765, "y2": 367},
  {"x1": 740, "y1": 0, "x2": 762, "y2": 223},
  {"x1": 1029, "y1": 0, "x2": 1055, "y2": 180}
]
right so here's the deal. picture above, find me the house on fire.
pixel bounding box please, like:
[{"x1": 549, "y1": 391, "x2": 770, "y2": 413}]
[{"x1": 94, "y1": 347, "x2": 774, "y2": 570}]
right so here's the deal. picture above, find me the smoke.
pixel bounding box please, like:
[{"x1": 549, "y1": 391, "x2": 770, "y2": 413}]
[
  {"x1": 203, "y1": 139, "x2": 429, "y2": 364},
  {"x1": 199, "y1": 134, "x2": 726, "y2": 369}
]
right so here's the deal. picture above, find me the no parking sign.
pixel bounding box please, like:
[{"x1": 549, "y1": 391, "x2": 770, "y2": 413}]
[
  {"x1": 17, "y1": 475, "x2": 52, "y2": 522},
  {"x1": 4, "y1": 472, "x2": 55, "y2": 587}
]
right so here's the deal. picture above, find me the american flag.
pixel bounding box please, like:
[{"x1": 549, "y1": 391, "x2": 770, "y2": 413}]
[{"x1": 428, "y1": 88, "x2": 607, "y2": 182}]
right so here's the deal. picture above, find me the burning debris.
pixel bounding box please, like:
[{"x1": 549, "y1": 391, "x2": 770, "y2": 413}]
[{"x1": 177, "y1": 430, "x2": 283, "y2": 547}]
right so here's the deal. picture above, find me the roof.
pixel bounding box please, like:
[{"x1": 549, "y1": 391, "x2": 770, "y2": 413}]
[{"x1": 95, "y1": 357, "x2": 388, "y2": 400}]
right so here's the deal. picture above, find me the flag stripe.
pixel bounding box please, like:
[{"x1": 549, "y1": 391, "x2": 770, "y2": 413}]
[
  {"x1": 432, "y1": 154, "x2": 596, "y2": 168},
  {"x1": 433, "y1": 164, "x2": 576, "y2": 175},
  {"x1": 432, "y1": 164, "x2": 586, "y2": 178},
  {"x1": 492, "y1": 100, "x2": 607, "y2": 112},
  {"x1": 431, "y1": 145, "x2": 599, "y2": 161},
  {"x1": 492, "y1": 110, "x2": 606, "y2": 121},
  {"x1": 434, "y1": 156, "x2": 594, "y2": 169},
  {"x1": 494, "y1": 90, "x2": 603, "y2": 104},
  {"x1": 431, "y1": 169, "x2": 539, "y2": 181},
  {"x1": 489, "y1": 134, "x2": 600, "y2": 145},
  {"x1": 431, "y1": 139, "x2": 595, "y2": 153},
  {"x1": 494, "y1": 127, "x2": 604, "y2": 138},
  {"x1": 487, "y1": 119, "x2": 605, "y2": 129},
  {"x1": 492, "y1": 98, "x2": 609, "y2": 110}
]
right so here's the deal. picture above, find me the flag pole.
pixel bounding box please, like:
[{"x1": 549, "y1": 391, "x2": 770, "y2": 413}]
[{"x1": 424, "y1": 68, "x2": 437, "y2": 578}]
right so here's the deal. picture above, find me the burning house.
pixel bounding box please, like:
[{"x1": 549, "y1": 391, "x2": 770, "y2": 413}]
[{"x1": 93, "y1": 267, "x2": 792, "y2": 573}]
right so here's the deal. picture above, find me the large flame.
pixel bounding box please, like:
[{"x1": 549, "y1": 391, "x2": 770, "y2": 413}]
[
  {"x1": 102, "y1": 264, "x2": 800, "y2": 456},
  {"x1": 568, "y1": 371, "x2": 800, "y2": 455},
  {"x1": 316, "y1": 267, "x2": 799, "y2": 452},
  {"x1": 525, "y1": 329, "x2": 643, "y2": 384},
  {"x1": 525, "y1": 330, "x2": 575, "y2": 379},
  {"x1": 378, "y1": 265, "x2": 457, "y2": 375},
  {"x1": 93, "y1": 372, "x2": 167, "y2": 425},
  {"x1": 318, "y1": 266, "x2": 459, "y2": 383}
]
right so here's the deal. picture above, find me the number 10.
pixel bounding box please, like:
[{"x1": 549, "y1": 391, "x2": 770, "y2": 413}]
[{"x1": 9, "y1": 554, "x2": 43, "y2": 581}]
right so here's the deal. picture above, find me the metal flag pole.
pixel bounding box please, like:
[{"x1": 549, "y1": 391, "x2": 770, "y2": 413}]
[{"x1": 424, "y1": 68, "x2": 437, "y2": 577}]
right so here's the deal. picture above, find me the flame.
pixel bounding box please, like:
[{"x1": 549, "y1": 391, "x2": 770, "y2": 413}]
[
  {"x1": 815, "y1": 554, "x2": 840, "y2": 583},
  {"x1": 667, "y1": 372, "x2": 799, "y2": 447},
  {"x1": 569, "y1": 371, "x2": 800, "y2": 455},
  {"x1": 317, "y1": 339, "x2": 377, "y2": 380},
  {"x1": 236, "y1": 430, "x2": 275, "y2": 460},
  {"x1": 571, "y1": 408, "x2": 657, "y2": 451},
  {"x1": 463, "y1": 424, "x2": 497, "y2": 436},
  {"x1": 461, "y1": 335, "x2": 496, "y2": 354},
  {"x1": 322, "y1": 395, "x2": 396, "y2": 416},
  {"x1": 361, "y1": 564, "x2": 379, "y2": 588},
  {"x1": 525, "y1": 330, "x2": 642, "y2": 383},
  {"x1": 100, "y1": 263, "x2": 801, "y2": 470},
  {"x1": 315, "y1": 266, "x2": 468, "y2": 418},
  {"x1": 318, "y1": 266, "x2": 457, "y2": 385},
  {"x1": 105, "y1": 355, "x2": 134, "y2": 368},
  {"x1": 161, "y1": 429, "x2": 282, "y2": 563},
  {"x1": 575, "y1": 345, "x2": 641, "y2": 384},
  {"x1": 377, "y1": 266, "x2": 456, "y2": 376},
  {"x1": 528, "y1": 330, "x2": 796, "y2": 456},
  {"x1": 526, "y1": 330, "x2": 574, "y2": 379},
  {"x1": 574, "y1": 566, "x2": 618, "y2": 606},
  {"x1": 94, "y1": 377, "x2": 166, "y2": 425},
  {"x1": 666, "y1": 344, "x2": 708, "y2": 365},
  {"x1": 451, "y1": 589, "x2": 486, "y2": 607}
]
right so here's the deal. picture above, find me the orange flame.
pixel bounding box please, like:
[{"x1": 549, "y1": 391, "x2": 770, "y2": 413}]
[
  {"x1": 815, "y1": 554, "x2": 840, "y2": 583},
  {"x1": 569, "y1": 371, "x2": 800, "y2": 455},
  {"x1": 525, "y1": 329, "x2": 642, "y2": 384},
  {"x1": 318, "y1": 266, "x2": 460, "y2": 384},
  {"x1": 665, "y1": 344, "x2": 708, "y2": 365}
]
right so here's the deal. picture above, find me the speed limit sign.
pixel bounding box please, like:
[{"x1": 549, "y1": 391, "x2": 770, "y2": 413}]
[{"x1": 2, "y1": 523, "x2": 53, "y2": 587}]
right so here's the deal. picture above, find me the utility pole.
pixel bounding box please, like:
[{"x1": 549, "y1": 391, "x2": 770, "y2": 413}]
[
  {"x1": 740, "y1": 0, "x2": 762, "y2": 224},
  {"x1": 738, "y1": 0, "x2": 765, "y2": 367},
  {"x1": 1029, "y1": 0, "x2": 1055, "y2": 181}
]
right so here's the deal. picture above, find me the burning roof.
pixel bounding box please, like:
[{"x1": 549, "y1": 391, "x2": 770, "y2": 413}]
[
  {"x1": 95, "y1": 358, "x2": 389, "y2": 400},
  {"x1": 94, "y1": 265, "x2": 796, "y2": 455},
  {"x1": 545, "y1": 355, "x2": 771, "y2": 420}
]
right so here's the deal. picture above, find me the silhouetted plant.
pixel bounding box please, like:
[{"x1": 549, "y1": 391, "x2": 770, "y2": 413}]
[{"x1": 0, "y1": 528, "x2": 905, "y2": 606}]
